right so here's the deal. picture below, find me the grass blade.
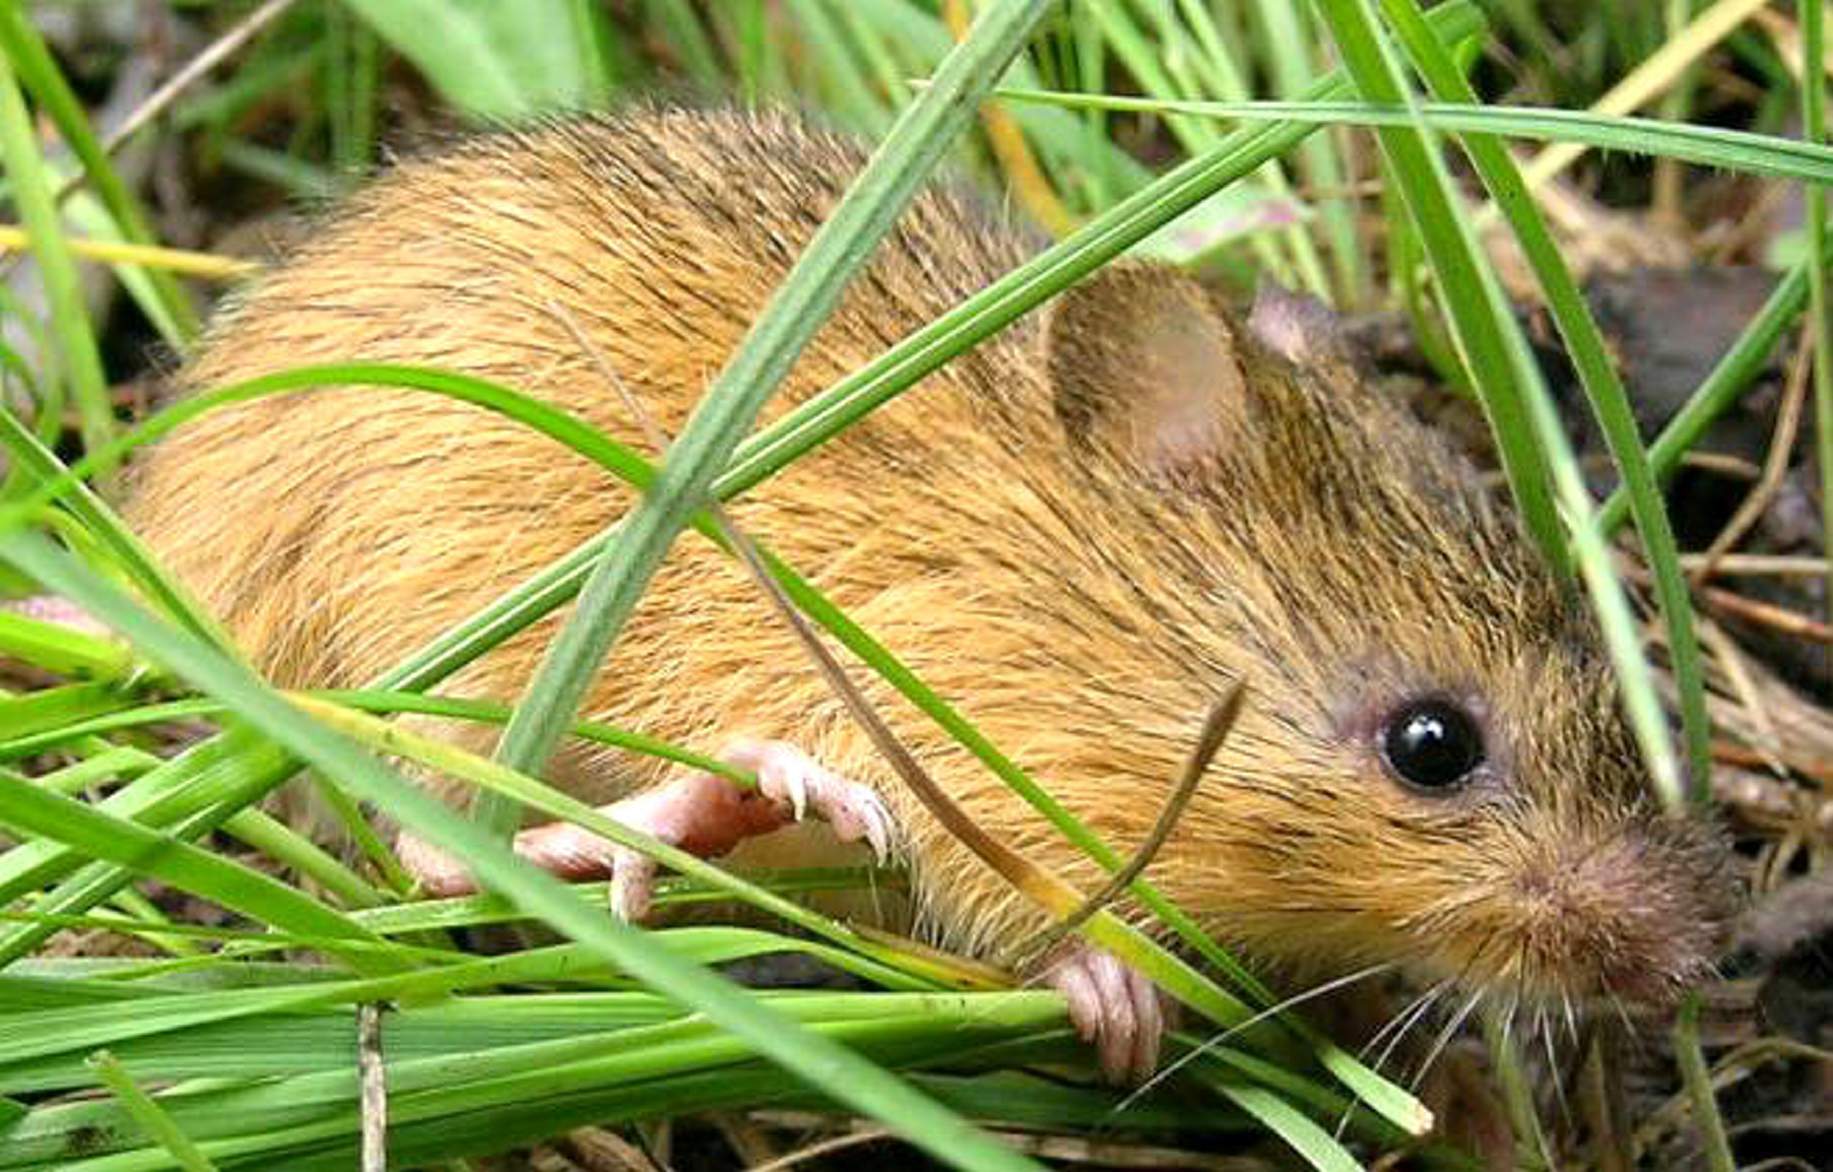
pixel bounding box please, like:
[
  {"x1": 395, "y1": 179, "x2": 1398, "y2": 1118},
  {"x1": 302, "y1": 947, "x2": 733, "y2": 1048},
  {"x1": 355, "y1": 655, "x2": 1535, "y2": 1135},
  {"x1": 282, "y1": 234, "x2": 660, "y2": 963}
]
[
  {"x1": 1804, "y1": 0, "x2": 1833, "y2": 616},
  {"x1": 87, "y1": 1051, "x2": 220, "y2": 1172},
  {"x1": 974, "y1": 94, "x2": 1833, "y2": 184},
  {"x1": 0, "y1": 407, "x2": 224, "y2": 647},
  {"x1": 0, "y1": 767, "x2": 406, "y2": 976},
  {"x1": 0, "y1": 47, "x2": 112, "y2": 456},
  {"x1": 1674, "y1": 992, "x2": 1736, "y2": 1172},
  {"x1": 342, "y1": 0, "x2": 605, "y2": 117}
]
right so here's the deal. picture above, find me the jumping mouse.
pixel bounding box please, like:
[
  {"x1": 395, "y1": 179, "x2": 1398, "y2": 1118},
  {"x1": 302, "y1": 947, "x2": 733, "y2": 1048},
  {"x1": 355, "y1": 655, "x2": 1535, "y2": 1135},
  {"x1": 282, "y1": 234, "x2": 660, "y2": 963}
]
[{"x1": 124, "y1": 109, "x2": 1736, "y2": 1081}]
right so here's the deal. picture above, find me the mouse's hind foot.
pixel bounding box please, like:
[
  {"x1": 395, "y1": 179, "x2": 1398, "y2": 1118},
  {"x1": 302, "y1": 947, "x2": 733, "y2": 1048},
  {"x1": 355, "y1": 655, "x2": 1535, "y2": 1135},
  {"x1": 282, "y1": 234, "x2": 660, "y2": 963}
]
[
  {"x1": 2, "y1": 594, "x2": 112, "y2": 637},
  {"x1": 396, "y1": 738, "x2": 893, "y2": 919},
  {"x1": 1042, "y1": 944, "x2": 1168, "y2": 1084}
]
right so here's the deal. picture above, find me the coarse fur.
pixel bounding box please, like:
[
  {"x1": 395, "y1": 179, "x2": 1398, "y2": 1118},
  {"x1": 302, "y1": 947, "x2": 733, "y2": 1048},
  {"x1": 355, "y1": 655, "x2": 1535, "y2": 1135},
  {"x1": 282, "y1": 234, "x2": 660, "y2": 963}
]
[{"x1": 125, "y1": 107, "x2": 1735, "y2": 1006}]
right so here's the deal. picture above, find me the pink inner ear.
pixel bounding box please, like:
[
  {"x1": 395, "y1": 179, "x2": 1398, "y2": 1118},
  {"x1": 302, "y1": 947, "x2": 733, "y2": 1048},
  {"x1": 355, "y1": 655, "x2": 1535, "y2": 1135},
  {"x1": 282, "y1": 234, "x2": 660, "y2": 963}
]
[
  {"x1": 1131, "y1": 297, "x2": 1247, "y2": 473},
  {"x1": 1044, "y1": 262, "x2": 1254, "y2": 475},
  {"x1": 1247, "y1": 282, "x2": 1337, "y2": 362}
]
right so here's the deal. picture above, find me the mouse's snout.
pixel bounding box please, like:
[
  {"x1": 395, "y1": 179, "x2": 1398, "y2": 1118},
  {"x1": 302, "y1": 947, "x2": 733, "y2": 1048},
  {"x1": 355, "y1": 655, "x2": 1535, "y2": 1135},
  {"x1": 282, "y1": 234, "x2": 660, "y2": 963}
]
[{"x1": 1502, "y1": 813, "x2": 1738, "y2": 1006}]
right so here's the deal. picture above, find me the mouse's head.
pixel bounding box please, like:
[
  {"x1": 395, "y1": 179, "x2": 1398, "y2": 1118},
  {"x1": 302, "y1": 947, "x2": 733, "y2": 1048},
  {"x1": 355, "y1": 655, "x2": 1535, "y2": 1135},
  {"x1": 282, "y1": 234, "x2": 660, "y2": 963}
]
[{"x1": 1033, "y1": 262, "x2": 1737, "y2": 1010}]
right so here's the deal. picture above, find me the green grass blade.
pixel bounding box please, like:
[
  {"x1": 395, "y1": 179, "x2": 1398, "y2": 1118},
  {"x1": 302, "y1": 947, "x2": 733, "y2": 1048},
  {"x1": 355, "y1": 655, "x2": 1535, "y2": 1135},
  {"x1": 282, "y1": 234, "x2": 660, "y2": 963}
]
[
  {"x1": 975, "y1": 94, "x2": 1833, "y2": 184},
  {"x1": 0, "y1": 682, "x2": 138, "y2": 744},
  {"x1": 1082, "y1": 0, "x2": 1310, "y2": 291},
  {"x1": 784, "y1": 0, "x2": 893, "y2": 134},
  {"x1": 1246, "y1": 0, "x2": 1364, "y2": 299},
  {"x1": 62, "y1": 187, "x2": 188, "y2": 353},
  {"x1": 86, "y1": 1051, "x2": 220, "y2": 1172},
  {"x1": 0, "y1": 408, "x2": 224, "y2": 647},
  {"x1": 0, "y1": 691, "x2": 736, "y2": 784},
  {"x1": 0, "y1": 765, "x2": 406, "y2": 977},
  {"x1": 1, "y1": 362, "x2": 653, "y2": 530},
  {"x1": 217, "y1": 806, "x2": 385, "y2": 911},
  {"x1": 645, "y1": 0, "x2": 725, "y2": 88},
  {"x1": 0, "y1": 48, "x2": 113, "y2": 457},
  {"x1": 1210, "y1": 1080, "x2": 1362, "y2": 1172},
  {"x1": 0, "y1": 727, "x2": 286, "y2": 912},
  {"x1": 1805, "y1": 0, "x2": 1833, "y2": 624},
  {"x1": 0, "y1": 610, "x2": 134, "y2": 680},
  {"x1": 342, "y1": 0, "x2": 605, "y2": 117},
  {"x1": 1674, "y1": 993, "x2": 1736, "y2": 1172},
  {"x1": 1310, "y1": 0, "x2": 1564, "y2": 565}
]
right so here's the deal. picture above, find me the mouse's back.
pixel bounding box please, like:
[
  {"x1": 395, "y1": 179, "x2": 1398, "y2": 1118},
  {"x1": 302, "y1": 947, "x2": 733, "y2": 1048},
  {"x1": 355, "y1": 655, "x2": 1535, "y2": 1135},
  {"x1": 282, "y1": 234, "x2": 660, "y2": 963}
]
[{"x1": 125, "y1": 108, "x2": 1039, "y2": 694}]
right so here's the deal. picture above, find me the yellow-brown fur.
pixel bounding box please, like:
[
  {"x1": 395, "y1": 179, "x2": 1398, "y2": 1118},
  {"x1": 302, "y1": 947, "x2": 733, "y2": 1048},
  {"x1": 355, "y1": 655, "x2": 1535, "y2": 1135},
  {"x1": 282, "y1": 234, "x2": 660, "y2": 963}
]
[{"x1": 125, "y1": 108, "x2": 1733, "y2": 1003}]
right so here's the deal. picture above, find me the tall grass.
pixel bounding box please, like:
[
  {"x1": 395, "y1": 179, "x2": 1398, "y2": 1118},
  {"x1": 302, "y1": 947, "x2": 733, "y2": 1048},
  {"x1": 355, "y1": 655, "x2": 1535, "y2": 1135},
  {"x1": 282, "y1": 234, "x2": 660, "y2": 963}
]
[{"x1": 0, "y1": 1, "x2": 1818, "y2": 1169}]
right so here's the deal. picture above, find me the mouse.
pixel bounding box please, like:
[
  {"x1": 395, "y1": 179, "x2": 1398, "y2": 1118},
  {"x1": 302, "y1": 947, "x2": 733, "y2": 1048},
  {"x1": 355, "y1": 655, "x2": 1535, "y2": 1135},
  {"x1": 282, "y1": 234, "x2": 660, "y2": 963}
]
[{"x1": 120, "y1": 107, "x2": 1737, "y2": 1083}]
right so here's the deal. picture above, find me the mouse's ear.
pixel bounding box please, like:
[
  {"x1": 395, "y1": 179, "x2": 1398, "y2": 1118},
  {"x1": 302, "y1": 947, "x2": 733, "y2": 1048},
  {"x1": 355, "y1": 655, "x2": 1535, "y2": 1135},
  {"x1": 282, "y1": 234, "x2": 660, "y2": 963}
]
[
  {"x1": 1246, "y1": 279, "x2": 1348, "y2": 365},
  {"x1": 1042, "y1": 261, "x2": 1252, "y2": 477}
]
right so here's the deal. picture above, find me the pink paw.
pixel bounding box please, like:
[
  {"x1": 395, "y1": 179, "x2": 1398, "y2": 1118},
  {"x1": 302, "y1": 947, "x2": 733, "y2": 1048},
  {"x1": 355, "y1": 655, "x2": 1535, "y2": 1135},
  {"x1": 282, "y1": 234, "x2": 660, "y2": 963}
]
[
  {"x1": 2, "y1": 595, "x2": 111, "y2": 637},
  {"x1": 1043, "y1": 945, "x2": 1166, "y2": 1084},
  {"x1": 397, "y1": 739, "x2": 894, "y2": 924},
  {"x1": 394, "y1": 831, "x2": 474, "y2": 899}
]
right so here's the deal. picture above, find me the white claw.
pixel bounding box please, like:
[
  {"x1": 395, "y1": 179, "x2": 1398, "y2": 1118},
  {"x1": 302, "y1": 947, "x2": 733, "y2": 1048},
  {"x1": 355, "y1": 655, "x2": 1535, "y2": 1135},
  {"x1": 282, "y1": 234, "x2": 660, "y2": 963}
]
[
  {"x1": 415, "y1": 740, "x2": 897, "y2": 922},
  {"x1": 784, "y1": 765, "x2": 809, "y2": 822},
  {"x1": 860, "y1": 798, "x2": 893, "y2": 863},
  {"x1": 724, "y1": 738, "x2": 894, "y2": 859}
]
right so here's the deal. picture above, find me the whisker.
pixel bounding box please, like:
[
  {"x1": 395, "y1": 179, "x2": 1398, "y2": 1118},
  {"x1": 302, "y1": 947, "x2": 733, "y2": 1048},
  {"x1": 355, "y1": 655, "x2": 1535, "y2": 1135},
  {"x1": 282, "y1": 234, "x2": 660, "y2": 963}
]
[
  {"x1": 1411, "y1": 988, "x2": 1484, "y2": 1090},
  {"x1": 1605, "y1": 992, "x2": 1652, "y2": 1064},
  {"x1": 1337, "y1": 980, "x2": 1446, "y2": 1138},
  {"x1": 1567, "y1": 1016, "x2": 1602, "y2": 1096},
  {"x1": 1389, "y1": 929, "x2": 1501, "y2": 1096},
  {"x1": 1358, "y1": 980, "x2": 1443, "y2": 1065},
  {"x1": 1497, "y1": 991, "x2": 1520, "y2": 1066},
  {"x1": 1606, "y1": 991, "x2": 1635, "y2": 1035},
  {"x1": 1114, "y1": 961, "x2": 1396, "y2": 1116},
  {"x1": 1539, "y1": 1008, "x2": 1571, "y2": 1125}
]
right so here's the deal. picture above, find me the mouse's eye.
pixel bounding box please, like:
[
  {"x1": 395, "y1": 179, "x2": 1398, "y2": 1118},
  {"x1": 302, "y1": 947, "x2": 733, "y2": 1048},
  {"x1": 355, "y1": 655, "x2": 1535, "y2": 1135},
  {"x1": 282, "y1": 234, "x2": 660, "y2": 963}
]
[{"x1": 1381, "y1": 699, "x2": 1484, "y2": 792}]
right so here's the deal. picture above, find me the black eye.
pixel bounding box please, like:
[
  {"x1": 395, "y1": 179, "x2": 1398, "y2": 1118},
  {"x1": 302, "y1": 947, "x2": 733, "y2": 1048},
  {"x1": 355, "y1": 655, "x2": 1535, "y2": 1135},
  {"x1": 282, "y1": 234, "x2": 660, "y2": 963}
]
[{"x1": 1381, "y1": 699, "x2": 1484, "y2": 792}]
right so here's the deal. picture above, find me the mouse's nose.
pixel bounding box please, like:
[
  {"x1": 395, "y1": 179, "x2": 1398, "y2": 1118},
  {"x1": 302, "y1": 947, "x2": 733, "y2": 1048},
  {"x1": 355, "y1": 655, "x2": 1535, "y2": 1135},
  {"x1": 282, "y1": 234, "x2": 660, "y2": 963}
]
[{"x1": 1509, "y1": 816, "x2": 1737, "y2": 1005}]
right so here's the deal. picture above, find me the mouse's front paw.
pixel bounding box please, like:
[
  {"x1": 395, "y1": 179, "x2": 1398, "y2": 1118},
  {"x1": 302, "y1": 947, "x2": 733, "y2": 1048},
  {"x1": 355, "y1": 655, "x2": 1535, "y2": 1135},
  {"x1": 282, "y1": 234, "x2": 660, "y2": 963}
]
[
  {"x1": 394, "y1": 742, "x2": 894, "y2": 922},
  {"x1": 1043, "y1": 944, "x2": 1167, "y2": 1085},
  {"x1": 534, "y1": 768, "x2": 788, "y2": 921},
  {"x1": 393, "y1": 769, "x2": 775, "y2": 919}
]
